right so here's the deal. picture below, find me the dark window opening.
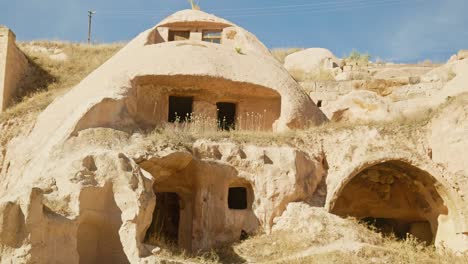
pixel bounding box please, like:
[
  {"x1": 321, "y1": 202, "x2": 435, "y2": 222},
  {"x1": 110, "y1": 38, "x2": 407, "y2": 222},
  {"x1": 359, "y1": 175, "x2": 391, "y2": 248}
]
[
  {"x1": 169, "y1": 31, "x2": 190, "y2": 41},
  {"x1": 317, "y1": 100, "x2": 323, "y2": 108},
  {"x1": 169, "y1": 96, "x2": 193, "y2": 123},
  {"x1": 217, "y1": 102, "x2": 236, "y2": 131},
  {"x1": 145, "y1": 192, "x2": 180, "y2": 246},
  {"x1": 228, "y1": 187, "x2": 247, "y2": 210},
  {"x1": 202, "y1": 30, "x2": 222, "y2": 44}
]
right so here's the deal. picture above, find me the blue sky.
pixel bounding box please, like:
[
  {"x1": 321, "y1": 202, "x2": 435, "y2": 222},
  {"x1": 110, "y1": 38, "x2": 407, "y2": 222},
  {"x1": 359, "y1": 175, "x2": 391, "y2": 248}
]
[{"x1": 1, "y1": 0, "x2": 467, "y2": 62}]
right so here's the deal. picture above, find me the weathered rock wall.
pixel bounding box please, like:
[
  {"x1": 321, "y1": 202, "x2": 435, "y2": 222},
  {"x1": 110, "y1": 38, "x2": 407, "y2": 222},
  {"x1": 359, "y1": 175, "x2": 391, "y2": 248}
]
[
  {"x1": 0, "y1": 27, "x2": 28, "y2": 111},
  {"x1": 302, "y1": 80, "x2": 444, "y2": 110},
  {"x1": 0, "y1": 129, "x2": 327, "y2": 263},
  {"x1": 0, "y1": 106, "x2": 467, "y2": 263}
]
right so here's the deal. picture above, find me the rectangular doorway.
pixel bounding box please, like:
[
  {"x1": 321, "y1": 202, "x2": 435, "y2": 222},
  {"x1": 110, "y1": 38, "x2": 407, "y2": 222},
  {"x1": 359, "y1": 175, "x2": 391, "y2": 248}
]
[
  {"x1": 217, "y1": 102, "x2": 236, "y2": 131},
  {"x1": 145, "y1": 192, "x2": 180, "y2": 246},
  {"x1": 168, "y1": 96, "x2": 193, "y2": 123}
]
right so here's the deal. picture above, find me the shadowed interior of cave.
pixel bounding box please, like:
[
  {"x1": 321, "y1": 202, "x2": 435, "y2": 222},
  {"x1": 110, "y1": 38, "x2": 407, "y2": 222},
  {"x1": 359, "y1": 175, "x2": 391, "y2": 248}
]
[
  {"x1": 217, "y1": 102, "x2": 236, "y2": 131},
  {"x1": 361, "y1": 217, "x2": 433, "y2": 243},
  {"x1": 168, "y1": 96, "x2": 193, "y2": 123},
  {"x1": 331, "y1": 161, "x2": 448, "y2": 245},
  {"x1": 228, "y1": 187, "x2": 248, "y2": 210},
  {"x1": 145, "y1": 192, "x2": 181, "y2": 246}
]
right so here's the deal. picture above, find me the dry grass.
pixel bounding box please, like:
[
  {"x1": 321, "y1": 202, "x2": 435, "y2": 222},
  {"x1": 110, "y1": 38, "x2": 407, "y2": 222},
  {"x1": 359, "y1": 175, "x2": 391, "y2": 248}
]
[
  {"x1": 145, "y1": 112, "x2": 433, "y2": 150},
  {"x1": 153, "y1": 230, "x2": 468, "y2": 264},
  {"x1": 353, "y1": 79, "x2": 409, "y2": 96},
  {"x1": 236, "y1": 231, "x2": 468, "y2": 264},
  {"x1": 0, "y1": 41, "x2": 123, "y2": 123},
  {"x1": 270, "y1": 48, "x2": 303, "y2": 64},
  {"x1": 148, "y1": 114, "x2": 297, "y2": 148},
  {"x1": 140, "y1": 89, "x2": 458, "y2": 149},
  {"x1": 142, "y1": 91, "x2": 453, "y2": 148},
  {"x1": 280, "y1": 244, "x2": 468, "y2": 264}
]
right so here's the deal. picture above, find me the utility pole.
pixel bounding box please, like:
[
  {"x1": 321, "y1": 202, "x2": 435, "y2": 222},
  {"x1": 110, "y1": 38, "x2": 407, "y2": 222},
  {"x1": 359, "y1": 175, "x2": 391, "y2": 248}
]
[{"x1": 88, "y1": 10, "x2": 96, "y2": 44}]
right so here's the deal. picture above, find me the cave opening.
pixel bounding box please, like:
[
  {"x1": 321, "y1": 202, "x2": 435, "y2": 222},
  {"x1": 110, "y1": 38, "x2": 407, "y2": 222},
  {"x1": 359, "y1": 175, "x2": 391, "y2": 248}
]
[
  {"x1": 145, "y1": 192, "x2": 181, "y2": 246},
  {"x1": 331, "y1": 161, "x2": 447, "y2": 245}
]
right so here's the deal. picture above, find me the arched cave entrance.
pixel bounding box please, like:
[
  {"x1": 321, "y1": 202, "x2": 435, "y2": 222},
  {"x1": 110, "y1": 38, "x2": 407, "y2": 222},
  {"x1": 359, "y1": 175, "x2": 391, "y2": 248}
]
[{"x1": 330, "y1": 160, "x2": 448, "y2": 245}]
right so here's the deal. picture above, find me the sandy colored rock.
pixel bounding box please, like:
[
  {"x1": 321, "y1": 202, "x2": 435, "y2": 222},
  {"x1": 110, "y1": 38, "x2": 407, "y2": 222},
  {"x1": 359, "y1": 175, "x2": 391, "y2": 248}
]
[
  {"x1": 322, "y1": 90, "x2": 397, "y2": 123},
  {"x1": 335, "y1": 70, "x2": 372, "y2": 81},
  {"x1": 383, "y1": 58, "x2": 467, "y2": 121},
  {"x1": 373, "y1": 68, "x2": 410, "y2": 80},
  {"x1": 429, "y1": 94, "x2": 468, "y2": 177},
  {"x1": 421, "y1": 63, "x2": 455, "y2": 82},
  {"x1": 273, "y1": 202, "x2": 382, "y2": 245},
  {"x1": 284, "y1": 48, "x2": 340, "y2": 74},
  {"x1": 448, "y1": 54, "x2": 458, "y2": 63},
  {"x1": 0, "y1": 125, "x2": 328, "y2": 263},
  {"x1": 12, "y1": 10, "x2": 325, "y2": 173},
  {"x1": 0, "y1": 15, "x2": 329, "y2": 261},
  {"x1": 0, "y1": 27, "x2": 28, "y2": 111},
  {"x1": 0, "y1": 112, "x2": 467, "y2": 262},
  {"x1": 458, "y1": 50, "x2": 468, "y2": 60},
  {"x1": 157, "y1": 9, "x2": 232, "y2": 28},
  {"x1": 0, "y1": 9, "x2": 468, "y2": 264}
]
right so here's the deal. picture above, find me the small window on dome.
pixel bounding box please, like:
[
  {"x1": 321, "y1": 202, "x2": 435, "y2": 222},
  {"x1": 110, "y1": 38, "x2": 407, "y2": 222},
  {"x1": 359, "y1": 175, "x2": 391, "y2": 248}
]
[
  {"x1": 202, "y1": 30, "x2": 222, "y2": 44},
  {"x1": 169, "y1": 30, "x2": 190, "y2": 41}
]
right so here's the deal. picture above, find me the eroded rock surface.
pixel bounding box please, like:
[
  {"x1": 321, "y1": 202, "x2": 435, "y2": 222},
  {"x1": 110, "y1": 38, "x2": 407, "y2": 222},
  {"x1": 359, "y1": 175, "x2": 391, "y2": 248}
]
[
  {"x1": 284, "y1": 48, "x2": 340, "y2": 75},
  {"x1": 0, "y1": 104, "x2": 466, "y2": 263},
  {"x1": 0, "y1": 8, "x2": 468, "y2": 264}
]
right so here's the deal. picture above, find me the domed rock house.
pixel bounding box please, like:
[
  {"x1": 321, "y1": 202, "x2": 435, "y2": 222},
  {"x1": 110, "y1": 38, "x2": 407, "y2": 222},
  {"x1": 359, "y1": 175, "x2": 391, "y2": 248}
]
[{"x1": 0, "y1": 5, "x2": 467, "y2": 264}]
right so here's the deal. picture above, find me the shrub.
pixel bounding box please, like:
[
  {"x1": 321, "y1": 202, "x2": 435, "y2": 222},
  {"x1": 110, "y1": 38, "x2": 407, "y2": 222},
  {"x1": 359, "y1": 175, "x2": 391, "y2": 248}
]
[
  {"x1": 235, "y1": 47, "x2": 245, "y2": 55},
  {"x1": 345, "y1": 49, "x2": 371, "y2": 66}
]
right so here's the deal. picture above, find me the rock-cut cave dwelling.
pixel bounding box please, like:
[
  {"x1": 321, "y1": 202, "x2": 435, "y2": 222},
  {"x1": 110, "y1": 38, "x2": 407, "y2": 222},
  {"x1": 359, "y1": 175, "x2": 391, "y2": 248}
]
[{"x1": 0, "y1": 8, "x2": 466, "y2": 264}]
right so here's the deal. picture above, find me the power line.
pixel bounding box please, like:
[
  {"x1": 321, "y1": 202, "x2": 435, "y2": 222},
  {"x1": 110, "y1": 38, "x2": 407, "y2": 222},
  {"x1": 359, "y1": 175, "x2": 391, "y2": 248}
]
[
  {"x1": 224, "y1": 0, "x2": 405, "y2": 17},
  {"x1": 96, "y1": 0, "x2": 409, "y2": 16},
  {"x1": 223, "y1": 0, "x2": 409, "y2": 18},
  {"x1": 203, "y1": 0, "x2": 403, "y2": 12}
]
